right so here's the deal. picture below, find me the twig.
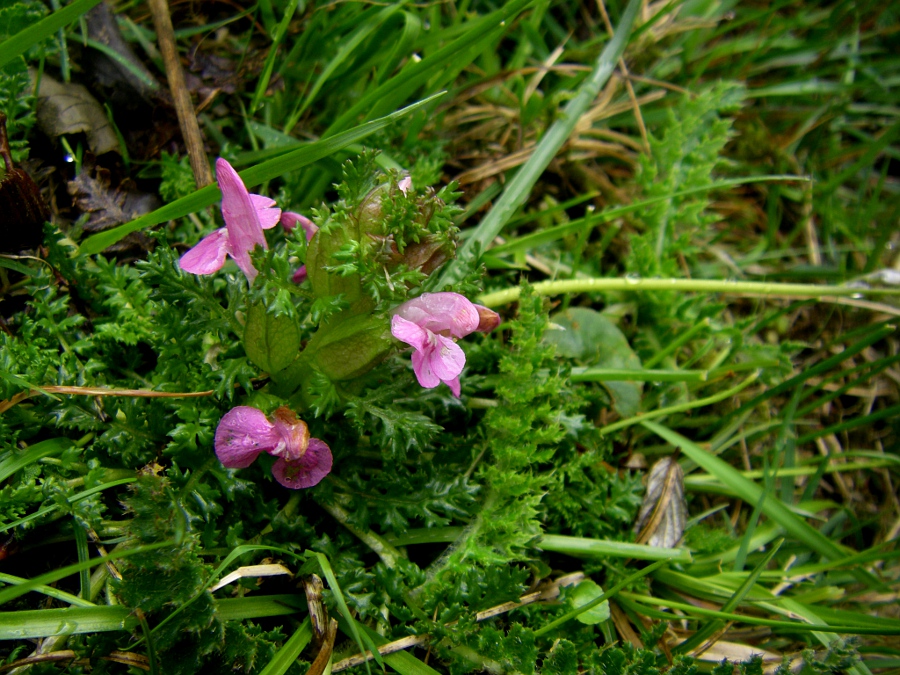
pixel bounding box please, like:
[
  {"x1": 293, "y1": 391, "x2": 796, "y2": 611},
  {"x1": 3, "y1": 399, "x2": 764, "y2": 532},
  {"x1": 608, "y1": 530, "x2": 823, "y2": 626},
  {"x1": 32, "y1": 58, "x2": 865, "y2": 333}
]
[
  {"x1": 0, "y1": 651, "x2": 77, "y2": 673},
  {"x1": 148, "y1": 0, "x2": 213, "y2": 188}
]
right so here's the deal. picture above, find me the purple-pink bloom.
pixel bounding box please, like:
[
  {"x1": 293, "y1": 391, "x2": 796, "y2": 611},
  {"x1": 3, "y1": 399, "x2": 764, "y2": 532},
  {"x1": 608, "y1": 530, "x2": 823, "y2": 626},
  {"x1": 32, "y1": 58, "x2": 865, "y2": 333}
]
[
  {"x1": 179, "y1": 159, "x2": 281, "y2": 284},
  {"x1": 390, "y1": 292, "x2": 499, "y2": 397},
  {"x1": 281, "y1": 212, "x2": 319, "y2": 283},
  {"x1": 214, "y1": 406, "x2": 332, "y2": 489}
]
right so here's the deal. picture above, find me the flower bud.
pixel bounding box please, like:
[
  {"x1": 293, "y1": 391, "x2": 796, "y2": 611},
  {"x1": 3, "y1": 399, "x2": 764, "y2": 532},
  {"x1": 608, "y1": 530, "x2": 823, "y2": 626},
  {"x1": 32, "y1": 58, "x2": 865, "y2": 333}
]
[{"x1": 473, "y1": 304, "x2": 501, "y2": 333}]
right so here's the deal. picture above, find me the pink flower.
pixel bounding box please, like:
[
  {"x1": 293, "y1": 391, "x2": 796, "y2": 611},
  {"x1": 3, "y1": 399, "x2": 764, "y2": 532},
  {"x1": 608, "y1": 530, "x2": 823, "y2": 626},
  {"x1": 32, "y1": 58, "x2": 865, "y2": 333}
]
[
  {"x1": 281, "y1": 212, "x2": 319, "y2": 283},
  {"x1": 390, "y1": 292, "x2": 499, "y2": 397},
  {"x1": 214, "y1": 406, "x2": 332, "y2": 489},
  {"x1": 179, "y1": 159, "x2": 282, "y2": 284}
]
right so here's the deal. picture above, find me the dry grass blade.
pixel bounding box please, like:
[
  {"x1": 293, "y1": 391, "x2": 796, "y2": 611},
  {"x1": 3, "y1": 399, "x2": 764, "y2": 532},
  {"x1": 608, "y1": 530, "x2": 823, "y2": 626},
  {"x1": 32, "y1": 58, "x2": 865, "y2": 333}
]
[{"x1": 209, "y1": 564, "x2": 293, "y2": 592}]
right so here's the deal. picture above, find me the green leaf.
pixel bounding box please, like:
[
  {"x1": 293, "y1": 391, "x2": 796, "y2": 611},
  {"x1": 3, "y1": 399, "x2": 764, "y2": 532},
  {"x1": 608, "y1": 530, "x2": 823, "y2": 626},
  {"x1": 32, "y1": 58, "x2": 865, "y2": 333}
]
[
  {"x1": 569, "y1": 580, "x2": 610, "y2": 625},
  {"x1": 244, "y1": 302, "x2": 301, "y2": 374},
  {"x1": 0, "y1": 437, "x2": 70, "y2": 483},
  {"x1": 0, "y1": 595, "x2": 306, "y2": 640}
]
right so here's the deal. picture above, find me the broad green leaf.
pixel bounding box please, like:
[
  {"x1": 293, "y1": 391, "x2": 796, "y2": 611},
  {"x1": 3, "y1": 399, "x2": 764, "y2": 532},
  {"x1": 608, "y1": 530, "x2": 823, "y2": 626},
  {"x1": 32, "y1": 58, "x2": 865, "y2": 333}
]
[
  {"x1": 244, "y1": 303, "x2": 301, "y2": 374},
  {"x1": 568, "y1": 580, "x2": 610, "y2": 625},
  {"x1": 544, "y1": 308, "x2": 642, "y2": 417}
]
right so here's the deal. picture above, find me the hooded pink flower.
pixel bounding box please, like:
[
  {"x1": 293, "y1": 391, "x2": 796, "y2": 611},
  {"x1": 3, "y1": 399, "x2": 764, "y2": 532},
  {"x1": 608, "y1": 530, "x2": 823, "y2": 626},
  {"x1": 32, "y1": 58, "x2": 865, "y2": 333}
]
[
  {"x1": 214, "y1": 406, "x2": 332, "y2": 489},
  {"x1": 179, "y1": 159, "x2": 282, "y2": 284},
  {"x1": 281, "y1": 212, "x2": 319, "y2": 284},
  {"x1": 390, "y1": 292, "x2": 499, "y2": 397}
]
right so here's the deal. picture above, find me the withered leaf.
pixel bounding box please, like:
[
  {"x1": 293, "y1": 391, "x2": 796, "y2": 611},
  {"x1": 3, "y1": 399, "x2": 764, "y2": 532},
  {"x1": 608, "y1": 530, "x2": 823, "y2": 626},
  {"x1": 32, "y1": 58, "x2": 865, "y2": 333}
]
[
  {"x1": 68, "y1": 168, "x2": 160, "y2": 233},
  {"x1": 31, "y1": 70, "x2": 120, "y2": 156},
  {"x1": 633, "y1": 456, "x2": 686, "y2": 548}
]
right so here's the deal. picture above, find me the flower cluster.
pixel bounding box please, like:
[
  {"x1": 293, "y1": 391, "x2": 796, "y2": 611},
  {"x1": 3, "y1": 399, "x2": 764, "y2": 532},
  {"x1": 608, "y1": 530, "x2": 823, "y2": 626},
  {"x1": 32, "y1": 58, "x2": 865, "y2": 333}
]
[
  {"x1": 180, "y1": 159, "x2": 500, "y2": 486},
  {"x1": 215, "y1": 406, "x2": 332, "y2": 489}
]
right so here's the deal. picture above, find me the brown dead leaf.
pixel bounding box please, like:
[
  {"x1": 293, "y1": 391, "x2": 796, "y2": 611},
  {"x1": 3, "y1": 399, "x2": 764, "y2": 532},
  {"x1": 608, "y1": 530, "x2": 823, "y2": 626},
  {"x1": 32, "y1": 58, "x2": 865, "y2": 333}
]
[
  {"x1": 68, "y1": 167, "x2": 160, "y2": 233},
  {"x1": 634, "y1": 456, "x2": 686, "y2": 548},
  {"x1": 31, "y1": 70, "x2": 120, "y2": 156}
]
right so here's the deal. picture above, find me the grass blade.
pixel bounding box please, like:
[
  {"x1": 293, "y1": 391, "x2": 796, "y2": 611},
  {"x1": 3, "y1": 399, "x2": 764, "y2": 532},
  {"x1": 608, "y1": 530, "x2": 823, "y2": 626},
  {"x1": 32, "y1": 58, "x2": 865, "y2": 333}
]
[
  {"x1": 673, "y1": 540, "x2": 782, "y2": 653},
  {"x1": 534, "y1": 559, "x2": 670, "y2": 637},
  {"x1": 640, "y1": 421, "x2": 883, "y2": 589},
  {"x1": 0, "y1": 0, "x2": 103, "y2": 69},
  {"x1": 325, "y1": 0, "x2": 534, "y2": 136},
  {"x1": 315, "y1": 552, "x2": 383, "y2": 669},
  {"x1": 258, "y1": 618, "x2": 313, "y2": 675},
  {"x1": 0, "y1": 542, "x2": 171, "y2": 606},
  {"x1": 0, "y1": 594, "x2": 306, "y2": 640},
  {"x1": 0, "y1": 438, "x2": 70, "y2": 483},
  {"x1": 250, "y1": 0, "x2": 301, "y2": 115}
]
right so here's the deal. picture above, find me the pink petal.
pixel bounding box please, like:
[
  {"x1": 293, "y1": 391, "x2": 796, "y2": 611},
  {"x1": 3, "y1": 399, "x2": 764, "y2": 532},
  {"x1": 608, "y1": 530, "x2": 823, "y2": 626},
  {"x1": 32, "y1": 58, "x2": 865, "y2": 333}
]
[
  {"x1": 179, "y1": 228, "x2": 231, "y2": 275},
  {"x1": 394, "y1": 293, "x2": 479, "y2": 339},
  {"x1": 391, "y1": 315, "x2": 430, "y2": 352},
  {"x1": 398, "y1": 176, "x2": 412, "y2": 195},
  {"x1": 445, "y1": 376, "x2": 461, "y2": 398},
  {"x1": 214, "y1": 406, "x2": 280, "y2": 468},
  {"x1": 216, "y1": 159, "x2": 267, "y2": 282},
  {"x1": 271, "y1": 438, "x2": 332, "y2": 489},
  {"x1": 250, "y1": 194, "x2": 282, "y2": 230},
  {"x1": 410, "y1": 348, "x2": 441, "y2": 389},
  {"x1": 427, "y1": 334, "x2": 466, "y2": 381},
  {"x1": 281, "y1": 212, "x2": 318, "y2": 241},
  {"x1": 291, "y1": 265, "x2": 308, "y2": 284}
]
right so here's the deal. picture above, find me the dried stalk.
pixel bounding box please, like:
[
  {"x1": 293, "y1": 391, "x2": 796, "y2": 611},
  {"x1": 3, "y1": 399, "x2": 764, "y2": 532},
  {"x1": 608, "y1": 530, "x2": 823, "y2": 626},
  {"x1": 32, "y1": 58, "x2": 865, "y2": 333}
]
[{"x1": 147, "y1": 0, "x2": 213, "y2": 188}]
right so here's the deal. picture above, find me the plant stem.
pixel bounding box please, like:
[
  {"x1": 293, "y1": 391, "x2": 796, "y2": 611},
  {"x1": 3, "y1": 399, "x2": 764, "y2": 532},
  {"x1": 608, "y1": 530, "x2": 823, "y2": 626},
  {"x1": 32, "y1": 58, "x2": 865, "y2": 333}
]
[
  {"x1": 147, "y1": 0, "x2": 212, "y2": 188},
  {"x1": 317, "y1": 499, "x2": 401, "y2": 569},
  {"x1": 598, "y1": 371, "x2": 761, "y2": 436},
  {"x1": 478, "y1": 278, "x2": 900, "y2": 308}
]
